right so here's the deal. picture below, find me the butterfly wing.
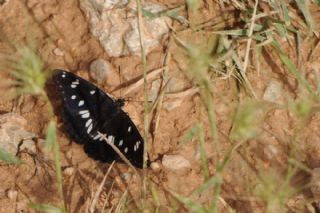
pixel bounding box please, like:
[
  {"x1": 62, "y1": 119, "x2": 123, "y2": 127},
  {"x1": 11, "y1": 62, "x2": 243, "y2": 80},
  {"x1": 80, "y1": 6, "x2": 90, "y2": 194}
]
[
  {"x1": 83, "y1": 111, "x2": 144, "y2": 168},
  {"x1": 53, "y1": 69, "x2": 145, "y2": 168},
  {"x1": 53, "y1": 70, "x2": 119, "y2": 140}
]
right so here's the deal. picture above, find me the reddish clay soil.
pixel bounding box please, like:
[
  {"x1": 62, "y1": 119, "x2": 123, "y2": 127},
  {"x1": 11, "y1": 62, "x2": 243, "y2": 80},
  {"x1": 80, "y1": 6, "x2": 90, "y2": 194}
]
[{"x1": 0, "y1": 0, "x2": 320, "y2": 213}]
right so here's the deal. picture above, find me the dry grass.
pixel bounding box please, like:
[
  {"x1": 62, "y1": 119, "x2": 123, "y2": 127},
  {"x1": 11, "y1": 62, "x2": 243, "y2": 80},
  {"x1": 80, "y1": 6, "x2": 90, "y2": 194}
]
[{"x1": 0, "y1": 0, "x2": 320, "y2": 212}]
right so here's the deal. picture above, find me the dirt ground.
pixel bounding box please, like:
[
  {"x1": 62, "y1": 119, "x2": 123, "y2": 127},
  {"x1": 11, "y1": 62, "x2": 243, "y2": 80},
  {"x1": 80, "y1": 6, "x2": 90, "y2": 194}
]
[{"x1": 0, "y1": 0, "x2": 320, "y2": 213}]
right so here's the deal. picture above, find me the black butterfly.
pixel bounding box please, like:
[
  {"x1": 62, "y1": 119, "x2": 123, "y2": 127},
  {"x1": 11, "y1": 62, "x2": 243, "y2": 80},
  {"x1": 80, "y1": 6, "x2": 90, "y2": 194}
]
[{"x1": 53, "y1": 69, "x2": 146, "y2": 168}]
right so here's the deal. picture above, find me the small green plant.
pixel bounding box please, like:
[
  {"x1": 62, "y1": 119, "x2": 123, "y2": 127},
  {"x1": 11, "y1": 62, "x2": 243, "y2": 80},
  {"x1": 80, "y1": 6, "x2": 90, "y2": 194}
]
[
  {"x1": 2, "y1": 46, "x2": 48, "y2": 98},
  {"x1": 0, "y1": 46, "x2": 65, "y2": 213}
]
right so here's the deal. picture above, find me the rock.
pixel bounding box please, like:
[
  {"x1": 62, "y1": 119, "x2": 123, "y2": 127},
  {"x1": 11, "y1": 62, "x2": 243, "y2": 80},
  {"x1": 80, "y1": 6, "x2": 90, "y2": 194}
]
[
  {"x1": 263, "y1": 80, "x2": 283, "y2": 104},
  {"x1": 63, "y1": 167, "x2": 74, "y2": 177},
  {"x1": 163, "y1": 100, "x2": 182, "y2": 111},
  {"x1": 150, "y1": 162, "x2": 161, "y2": 172},
  {"x1": 6, "y1": 189, "x2": 18, "y2": 200},
  {"x1": 124, "y1": 18, "x2": 158, "y2": 55},
  {"x1": 0, "y1": 113, "x2": 36, "y2": 154},
  {"x1": 80, "y1": 0, "x2": 171, "y2": 57},
  {"x1": 53, "y1": 48, "x2": 64, "y2": 56},
  {"x1": 162, "y1": 155, "x2": 191, "y2": 170},
  {"x1": 89, "y1": 58, "x2": 115, "y2": 84}
]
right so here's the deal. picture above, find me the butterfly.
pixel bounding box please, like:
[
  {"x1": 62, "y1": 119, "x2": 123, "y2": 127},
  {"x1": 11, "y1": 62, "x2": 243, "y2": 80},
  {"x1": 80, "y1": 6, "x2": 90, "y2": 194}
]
[{"x1": 52, "y1": 69, "x2": 146, "y2": 168}]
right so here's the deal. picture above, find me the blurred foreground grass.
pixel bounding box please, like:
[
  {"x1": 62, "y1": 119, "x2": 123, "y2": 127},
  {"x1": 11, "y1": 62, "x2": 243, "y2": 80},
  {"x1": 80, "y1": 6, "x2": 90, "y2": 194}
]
[{"x1": 0, "y1": 0, "x2": 319, "y2": 212}]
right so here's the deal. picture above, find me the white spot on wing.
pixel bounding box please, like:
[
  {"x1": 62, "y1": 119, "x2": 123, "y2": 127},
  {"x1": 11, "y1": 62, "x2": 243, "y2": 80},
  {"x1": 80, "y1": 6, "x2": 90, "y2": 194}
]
[
  {"x1": 79, "y1": 110, "x2": 89, "y2": 114},
  {"x1": 107, "y1": 135, "x2": 114, "y2": 144},
  {"x1": 71, "y1": 80, "x2": 79, "y2": 88},
  {"x1": 71, "y1": 95, "x2": 76, "y2": 99},
  {"x1": 87, "y1": 123, "x2": 93, "y2": 134},
  {"x1": 79, "y1": 110, "x2": 90, "y2": 118},
  {"x1": 90, "y1": 90, "x2": 95, "y2": 95},
  {"x1": 93, "y1": 134, "x2": 100, "y2": 140},
  {"x1": 136, "y1": 141, "x2": 140, "y2": 149},
  {"x1": 128, "y1": 126, "x2": 131, "y2": 132},
  {"x1": 85, "y1": 118, "x2": 92, "y2": 127},
  {"x1": 119, "y1": 140, "x2": 123, "y2": 146},
  {"x1": 82, "y1": 113, "x2": 90, "y2": 118},
  {"x1": 124, "y1": 147, "x2": 128, "y2": 153},
  {"x1": 62, "y1": 74, "x2": 66, "y2": 78},
  {"x1": 78, "y1": 100, "x2": 84, "y2": 107}
]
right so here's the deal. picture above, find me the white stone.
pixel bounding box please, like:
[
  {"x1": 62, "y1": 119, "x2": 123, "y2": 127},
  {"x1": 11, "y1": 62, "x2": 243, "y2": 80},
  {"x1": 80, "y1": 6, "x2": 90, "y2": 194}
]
[
  {"x1": 53, "y1": 48, "x2": 64, "y2": 56},
  {"x1": 80, "y1": 0, "x2": 171, "y2": 57},
  {"x1": 150, "y1": 162, "x2": 161, "y2": 172},
  {"x1": 6, "y1": 189, "x2": 18, "y2": 199},
  {"x1": 0, "y1": 113, "x2": 36, "y2": 154},
  {"x1": 263, "y1": 80, "x2": 283, "y2": 104},
  {"x1": 162, "y1": 155, "x2": 191, "y2": 170},
  {"x1": 89, "y1": 58, "x2": 114, "y2": 83},
  {"x1": 63, "y1": 167, "x2": 74, "y2": 177}
]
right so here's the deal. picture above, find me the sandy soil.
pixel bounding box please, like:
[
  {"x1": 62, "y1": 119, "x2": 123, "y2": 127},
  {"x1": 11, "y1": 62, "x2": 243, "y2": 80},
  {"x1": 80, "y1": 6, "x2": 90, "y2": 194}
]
[{"x1": 0, "y1": 0, "x2": 320, "y2": 213}]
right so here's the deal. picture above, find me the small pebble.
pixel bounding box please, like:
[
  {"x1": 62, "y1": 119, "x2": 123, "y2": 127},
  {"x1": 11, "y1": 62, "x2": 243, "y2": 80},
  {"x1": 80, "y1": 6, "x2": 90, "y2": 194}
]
[
  {"x1": 89, "y1": 59, "x2": 114, "y2": 84},
  {"x1": 6, "y1": 189, "x2": 18, "y2": 199},
  {"x1": 263, "y1": 80, "x2": 283, "y2": 104},
  {"x1": 63, "y1": 167, "x2": 74, "y2": 176},
  {"x1": 150, "y1": 162, "x2": 161, "y2": 172},
  {"x1": 53, "y1": 48, "x2": 64, "y2": 56},
  {"x1": 162, "y1": 155, "x2": 191, "y2": 170}
]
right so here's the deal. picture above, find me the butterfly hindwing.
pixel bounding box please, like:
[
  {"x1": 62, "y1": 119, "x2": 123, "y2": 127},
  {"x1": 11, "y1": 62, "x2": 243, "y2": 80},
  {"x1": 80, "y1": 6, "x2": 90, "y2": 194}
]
[
  {"x1": 53, "y1": 69, "x2": 145, "y2": 168},
  {"x1": 98, "y1": 111, "x2": 144, "y2": 167}
]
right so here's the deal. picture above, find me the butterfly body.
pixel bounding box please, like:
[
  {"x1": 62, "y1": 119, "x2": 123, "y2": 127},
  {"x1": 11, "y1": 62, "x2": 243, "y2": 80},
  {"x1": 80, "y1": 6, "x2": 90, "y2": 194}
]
[{"x1": 53, "y1": 69, "x2": 145, "y2": 168}]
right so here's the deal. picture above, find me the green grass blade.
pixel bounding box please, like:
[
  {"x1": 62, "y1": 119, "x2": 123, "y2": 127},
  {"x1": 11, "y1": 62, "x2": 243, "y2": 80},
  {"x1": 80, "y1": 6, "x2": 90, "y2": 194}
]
[
  {"x1": 294, "y1": 0, "x2": 316, "y2": 33},
  {"x1": 0, "y1": 148, "x2": 23, "y2": 164},
  {"x1": 192, "y1": 174, "x2": 222, "y2": 195},
  {"x1": 45, "y1": 121, "x2": 65, "y2": 210},
  {"x1": 168, "y1": 189, "x2": 207, "y2": 213},
  {"x1": 271, "y1": 40, "x2": 314, "y2": 96},
  {"x1": 28, "y1": 203, "x2": 64, "y2": 213},
  {"x1": 198, "y1": 124, "x2": 209, "y2": 179},
  {"x1": 179, "y1": 125, "x2": 200, "y2": 145}
]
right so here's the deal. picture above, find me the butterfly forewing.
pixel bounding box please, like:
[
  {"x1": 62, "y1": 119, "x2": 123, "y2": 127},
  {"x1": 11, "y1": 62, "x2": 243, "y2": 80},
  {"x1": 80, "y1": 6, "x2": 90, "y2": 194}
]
[{"x1": 53, "y1": 69, "x2": 145, "y2": 168}]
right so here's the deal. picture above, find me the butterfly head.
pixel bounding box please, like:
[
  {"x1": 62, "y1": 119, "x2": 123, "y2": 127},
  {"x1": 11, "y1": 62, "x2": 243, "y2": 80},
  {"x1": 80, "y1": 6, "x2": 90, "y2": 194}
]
[{"x1": 116, "y1": 98, "x2": 125, "y2": 107}]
